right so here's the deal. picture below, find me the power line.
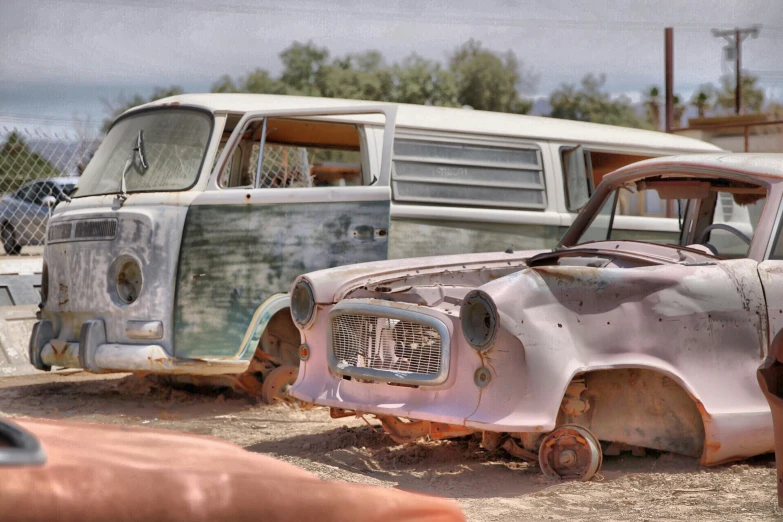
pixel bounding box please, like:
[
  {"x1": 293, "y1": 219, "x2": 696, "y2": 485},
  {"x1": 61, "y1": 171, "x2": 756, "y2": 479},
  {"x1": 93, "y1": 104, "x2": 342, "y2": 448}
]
[
  {"x1": 712, "y1": 26, "x2": 762, "y2": 114},
  {"x1": 33, "y1": 0, "x2": 783, "y2": 37}
]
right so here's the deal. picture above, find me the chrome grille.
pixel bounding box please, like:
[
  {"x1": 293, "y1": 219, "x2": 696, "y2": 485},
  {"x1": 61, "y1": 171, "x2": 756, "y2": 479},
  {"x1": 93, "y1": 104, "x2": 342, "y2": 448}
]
[
  {"x1": 331, "y1": 313, "x2": 442, "y2": 377},
  {"x1": 74, "y1": 219, "x2": 117, "y2": 240},
  {"x1": 47, "y1": 223, "x2": 72, "y2": 242}
]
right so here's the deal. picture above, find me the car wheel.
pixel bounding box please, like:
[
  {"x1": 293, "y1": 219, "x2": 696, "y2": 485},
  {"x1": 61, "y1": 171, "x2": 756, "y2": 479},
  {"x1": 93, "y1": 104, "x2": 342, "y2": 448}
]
[{"x1": 1, "y1": 223, "x2": 21, "y2": 255}]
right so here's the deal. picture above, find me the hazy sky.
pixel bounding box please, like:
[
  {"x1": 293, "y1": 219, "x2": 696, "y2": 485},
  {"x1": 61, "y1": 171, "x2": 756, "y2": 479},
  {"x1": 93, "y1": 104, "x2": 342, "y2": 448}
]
[{"x1": 1, "y1": 0, "x2": 782, "y2": 130}]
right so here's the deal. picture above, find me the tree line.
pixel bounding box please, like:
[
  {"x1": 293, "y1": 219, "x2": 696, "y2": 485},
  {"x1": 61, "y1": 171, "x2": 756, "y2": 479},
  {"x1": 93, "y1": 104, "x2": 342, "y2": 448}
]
[{"x1": 94, "y1": 39, "x2": 779, "y2": 132}]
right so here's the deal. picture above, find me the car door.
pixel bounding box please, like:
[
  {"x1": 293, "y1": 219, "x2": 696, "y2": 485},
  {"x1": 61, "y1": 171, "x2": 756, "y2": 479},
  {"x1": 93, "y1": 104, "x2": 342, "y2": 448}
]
[
  {"x1": 173, "y1": 105, "x2": 397, "y2": 359},
  {"x1": 28, "y1": 181, "x2": 56, "y2": 243},
  {"x1": 13, "y1": 182, "x2": 41, "y2": 244}
]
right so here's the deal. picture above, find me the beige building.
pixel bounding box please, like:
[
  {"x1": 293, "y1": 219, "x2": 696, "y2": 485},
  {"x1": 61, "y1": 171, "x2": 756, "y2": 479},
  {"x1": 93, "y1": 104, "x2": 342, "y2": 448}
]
[{"x1": 676, "y1": 114, "x2": 783, "y2": 152}]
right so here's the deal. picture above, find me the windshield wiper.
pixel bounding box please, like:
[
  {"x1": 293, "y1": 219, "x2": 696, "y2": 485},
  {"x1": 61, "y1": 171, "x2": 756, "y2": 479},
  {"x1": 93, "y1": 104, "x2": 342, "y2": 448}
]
[
  {"x1": 134, "y1": 129, "x2": 148, "y2": 170},
  {"x1": 117, "y1": 130, "x2": 149, "y2": 204}
]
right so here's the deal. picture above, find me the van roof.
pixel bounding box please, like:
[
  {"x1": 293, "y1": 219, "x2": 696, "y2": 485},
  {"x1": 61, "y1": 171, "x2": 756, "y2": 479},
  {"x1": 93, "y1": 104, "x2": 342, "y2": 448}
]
[{"x1": 134, "y1": 93, "x2": 721, "y2": 154}]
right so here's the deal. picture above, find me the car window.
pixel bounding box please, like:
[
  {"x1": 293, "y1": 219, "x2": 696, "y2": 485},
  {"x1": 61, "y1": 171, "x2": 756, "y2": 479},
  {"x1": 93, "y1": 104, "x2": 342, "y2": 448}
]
[
  {"x1": 704, "y1": 191, "x2": 765, "y2": 258},
  {"x1": 57, "y1": 183, "x2": 76, "y2": 201},
  {"x1": 31, "y1": 183, "x2": 50, "y2": 204},
  {"x1": 20, "y1": 183, "x2": 41, "y2": 204},
  {"x1": 13, "y1": 185, "x2": 30, "y2": 201}
]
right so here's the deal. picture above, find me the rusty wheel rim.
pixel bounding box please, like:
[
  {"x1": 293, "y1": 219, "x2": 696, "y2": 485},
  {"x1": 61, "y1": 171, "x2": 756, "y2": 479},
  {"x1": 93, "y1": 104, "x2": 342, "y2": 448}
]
[
  {"x1": 538, "y1": 424, "x2": 602, "y2": 481},
  {"x1": 261, "y1": 364, "x2": 300, "y2": 406}
]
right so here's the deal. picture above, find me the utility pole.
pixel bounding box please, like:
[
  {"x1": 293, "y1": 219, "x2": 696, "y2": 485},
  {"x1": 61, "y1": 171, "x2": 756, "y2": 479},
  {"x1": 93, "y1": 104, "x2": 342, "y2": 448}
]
[
  {"x1": 711, "y1": 25, "x2": 761, "y2": 114},
  {"x1": 664, "y1": 28, "x2": 673, "y2": 132}
]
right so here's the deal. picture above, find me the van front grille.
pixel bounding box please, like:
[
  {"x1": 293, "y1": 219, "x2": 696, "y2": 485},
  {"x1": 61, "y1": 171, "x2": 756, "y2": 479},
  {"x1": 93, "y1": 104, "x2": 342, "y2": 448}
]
[
  {"x1": 74, "y1": 219, "x2": 117, "y2": 240},
  {"x1": 47, "y1": 223, "x2": 72, "y2": 243}
]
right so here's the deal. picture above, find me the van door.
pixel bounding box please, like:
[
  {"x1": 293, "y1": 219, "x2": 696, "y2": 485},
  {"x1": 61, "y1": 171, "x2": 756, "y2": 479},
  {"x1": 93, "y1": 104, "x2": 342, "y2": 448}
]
[{"x1": 173, "y1": 106, "x2": 396, "y2": 360}]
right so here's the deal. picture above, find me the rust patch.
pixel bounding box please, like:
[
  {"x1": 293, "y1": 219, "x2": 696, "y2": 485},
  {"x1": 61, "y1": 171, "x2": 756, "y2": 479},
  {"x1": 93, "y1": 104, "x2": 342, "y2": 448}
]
[
  {"x1": 704, "y1": 440, "x2": 721, "y2": 453},
  {"x1": 694, "y1": 400, "x2": 713, "y2": 420}
]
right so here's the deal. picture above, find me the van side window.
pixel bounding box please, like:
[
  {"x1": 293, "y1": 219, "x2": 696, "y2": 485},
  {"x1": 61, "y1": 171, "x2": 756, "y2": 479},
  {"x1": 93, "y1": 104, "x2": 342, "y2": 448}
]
[
  {"x1": 562, "y1": 148, "x2": 657, "y2": 215},
  {"x1": 561, "y1": 145, "x2": 592, "y2": 211},
  {"x1": 391, "y1": 140, "x2": 545, "y2": 210},
  {"x1": 220, "y1": 118, "x2": 365, "y2": 189}
]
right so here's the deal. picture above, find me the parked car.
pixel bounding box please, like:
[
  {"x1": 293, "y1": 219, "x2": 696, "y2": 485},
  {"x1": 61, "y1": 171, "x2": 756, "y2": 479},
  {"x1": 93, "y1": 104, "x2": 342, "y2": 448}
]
[
  {"x1": 0, "y1": 417, "x2": 464, "y2": 521},
  {"x1": 290, "y1": 153, "x2": 783, "y2": 481},
  {"x1": 0, "y1": 178, "x2": 77, "y2": 255}
]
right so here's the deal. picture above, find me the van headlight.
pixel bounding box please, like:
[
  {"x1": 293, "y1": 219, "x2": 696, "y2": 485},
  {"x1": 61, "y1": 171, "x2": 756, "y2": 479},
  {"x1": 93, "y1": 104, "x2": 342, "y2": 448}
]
[
  {"x1": 116, "y1": 258, "x2": 142, "y2": 304},
  {"x1": 291, "y1": 280, "x2": 315, "y2": 327},
  {"x1": 461, "y1": 290, "x2": 498, "y2": 351}
]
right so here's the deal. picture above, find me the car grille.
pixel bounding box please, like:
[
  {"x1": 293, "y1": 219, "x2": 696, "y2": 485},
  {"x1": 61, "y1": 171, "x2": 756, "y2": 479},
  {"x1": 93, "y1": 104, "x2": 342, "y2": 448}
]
[
  {"x1": 47, "y1": 219, "x2": 117, "y2": 243},
  {"x1": 331, "y1": 313, "x2": 443, "y2": 378}
]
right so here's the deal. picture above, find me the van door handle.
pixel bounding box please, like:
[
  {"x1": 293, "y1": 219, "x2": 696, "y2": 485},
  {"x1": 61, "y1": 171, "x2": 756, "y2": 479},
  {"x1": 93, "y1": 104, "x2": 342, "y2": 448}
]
[{"x1": 350, "y1": 226, "x2": 388, "y2": 241}]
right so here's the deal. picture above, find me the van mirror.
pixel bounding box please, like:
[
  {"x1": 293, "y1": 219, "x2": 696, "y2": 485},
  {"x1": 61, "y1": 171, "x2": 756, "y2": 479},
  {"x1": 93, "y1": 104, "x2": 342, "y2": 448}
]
[{"x1": 562, "y1": 145, "x2": 593, "y2": 211}]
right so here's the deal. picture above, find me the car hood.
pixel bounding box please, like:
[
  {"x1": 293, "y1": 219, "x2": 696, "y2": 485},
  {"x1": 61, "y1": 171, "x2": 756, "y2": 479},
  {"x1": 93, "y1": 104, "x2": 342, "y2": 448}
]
[{"x1": 300, "y1": 249, "x2": 545, "y2": 305}]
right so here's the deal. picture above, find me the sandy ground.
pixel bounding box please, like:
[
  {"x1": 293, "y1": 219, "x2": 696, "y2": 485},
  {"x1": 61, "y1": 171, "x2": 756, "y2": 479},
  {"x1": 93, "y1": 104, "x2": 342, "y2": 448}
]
[{"x1": 1, "y1": 371, "x2": 782, "y2": 521}]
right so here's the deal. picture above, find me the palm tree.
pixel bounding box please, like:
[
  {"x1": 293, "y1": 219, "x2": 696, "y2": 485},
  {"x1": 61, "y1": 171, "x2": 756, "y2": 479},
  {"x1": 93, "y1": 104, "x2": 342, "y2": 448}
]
[
  {"x1": 643, "y1": 86, "x2": 661, "y2": 129},
  {"x1": 689, "y1": 85, "x2": 714, "y2": 118},
  {"x1": 672, "y1": 95, "x2": 686, "y2": 129}
]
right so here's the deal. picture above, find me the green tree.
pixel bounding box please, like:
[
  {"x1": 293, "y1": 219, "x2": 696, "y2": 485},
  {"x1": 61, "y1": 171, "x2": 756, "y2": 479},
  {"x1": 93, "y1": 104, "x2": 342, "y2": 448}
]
[
  {"x1": 716, "y1": 74, "x2": 765, "y2": 113},
  {"x1": 549, "y1": 74, "x2": 648, "y2": 128},
  {"x1": 211, "y1": 68, "x2": 289, "y2": 95},
  {"x1": 768, "y1": 101, "x2": 783, "y2": 119},
  {"x1": 690, "y1": 84, "x2": 715, "y2": 118},
  {"x1": 448, "y1": 39, "x2": 535, "y2": 113},
  {"x1": 643, "y1": 86, "x2": 661, "y2": 129},
  {"x1": 317, "y1": 51, "x2": 395, "y2": 102},
  {"x1": 279, "y1": 41, "x2": 330, "y2": 96},
  {"x1": 392, "y1": 53, "x2": 459, "y2": 107},
  {"x1": 0, "y1": 132, "x2": 61, "y2": 192},
  {"x1": 101, "y1": 85, "x2": 184, "y2": 133}
]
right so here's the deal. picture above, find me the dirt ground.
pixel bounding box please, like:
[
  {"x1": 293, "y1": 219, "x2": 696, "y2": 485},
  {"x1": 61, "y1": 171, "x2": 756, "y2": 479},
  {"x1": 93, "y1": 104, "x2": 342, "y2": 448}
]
[{"x1": 1, "y1": 371, "x2": 782, "y2": 521}]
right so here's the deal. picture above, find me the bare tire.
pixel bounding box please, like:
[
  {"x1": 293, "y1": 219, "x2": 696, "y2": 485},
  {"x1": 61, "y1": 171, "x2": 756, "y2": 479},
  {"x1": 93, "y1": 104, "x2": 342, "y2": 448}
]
[
  {"x1": 261, "y1": 364, "x2": 299, "y2": 406},
  {"x1": 538, "y1": 424, "x2": 602, "y2": 481},
  {"x1": 2, "y1": 224, "x2": 21, "y2": 255}
]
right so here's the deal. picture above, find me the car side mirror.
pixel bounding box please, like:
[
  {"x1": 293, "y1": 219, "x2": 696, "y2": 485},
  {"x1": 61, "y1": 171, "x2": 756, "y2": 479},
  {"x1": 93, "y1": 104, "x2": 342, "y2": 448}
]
[{"x1": 41, "y1": 196, "x2": 57, "y2": 208}]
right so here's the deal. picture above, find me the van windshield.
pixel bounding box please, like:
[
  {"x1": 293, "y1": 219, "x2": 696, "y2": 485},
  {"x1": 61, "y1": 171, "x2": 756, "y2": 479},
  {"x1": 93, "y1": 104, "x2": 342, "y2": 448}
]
[{"x1": 75, "y1": 109, "x2": 212, "y2": 197}]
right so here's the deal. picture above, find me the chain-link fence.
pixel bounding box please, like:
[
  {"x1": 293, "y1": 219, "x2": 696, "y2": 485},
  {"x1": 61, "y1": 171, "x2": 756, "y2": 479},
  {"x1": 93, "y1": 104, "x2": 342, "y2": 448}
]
[{"x1": 0, "y1": 125, "x2": 101, "y2": 255}]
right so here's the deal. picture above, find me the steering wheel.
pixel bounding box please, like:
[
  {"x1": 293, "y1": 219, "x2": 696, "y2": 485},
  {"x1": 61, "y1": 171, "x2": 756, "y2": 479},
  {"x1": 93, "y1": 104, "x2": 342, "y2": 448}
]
[{"x1": 699, "y1": 223, "x2": 752, "y2": 248}]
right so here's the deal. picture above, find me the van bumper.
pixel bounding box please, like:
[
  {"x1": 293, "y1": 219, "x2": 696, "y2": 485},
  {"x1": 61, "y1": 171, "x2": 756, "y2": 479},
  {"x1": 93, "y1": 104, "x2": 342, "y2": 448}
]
[{"x1": 29, "y1": 320, "x2": 250, "y2": 375}]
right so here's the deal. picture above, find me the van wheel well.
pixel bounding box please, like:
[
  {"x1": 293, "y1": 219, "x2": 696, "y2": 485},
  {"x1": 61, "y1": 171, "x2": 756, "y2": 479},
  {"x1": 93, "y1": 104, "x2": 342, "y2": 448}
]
[
  {"x1": 236, "y1": 308, "x2": 301, "y2": 396},
  {"x1": 558, "y1": 368, "x2": 705, "y2": 459}
]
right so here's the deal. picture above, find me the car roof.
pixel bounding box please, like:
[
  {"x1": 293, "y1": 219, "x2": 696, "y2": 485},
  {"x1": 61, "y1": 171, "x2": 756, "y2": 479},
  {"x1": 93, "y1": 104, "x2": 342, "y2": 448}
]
[
  {"x1": 603, "y1": 153, "x2": 783, "y2": 183},
  {"x1": 129, "y1": 93, "x2": 723, "y2": 154},
  {"x1": 49, "y1": 177, "x2": 80, "y2": 185}
]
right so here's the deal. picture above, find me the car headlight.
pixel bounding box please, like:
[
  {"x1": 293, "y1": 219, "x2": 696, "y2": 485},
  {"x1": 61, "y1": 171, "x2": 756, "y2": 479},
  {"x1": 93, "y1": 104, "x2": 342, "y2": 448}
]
[
  {"x1": 116, "y1": 258, "x2": 142, "y2": 304},
  {"x1": 461, "y1": 290, "x2": 498, "y2": 351},
  {"x1": 291, "y1": 279, "x2": 316, "y2": 327}
]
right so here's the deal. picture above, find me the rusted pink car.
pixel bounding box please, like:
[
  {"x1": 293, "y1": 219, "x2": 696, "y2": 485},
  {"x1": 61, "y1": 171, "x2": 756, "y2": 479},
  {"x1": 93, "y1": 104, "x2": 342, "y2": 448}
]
[{"x1": 290, "y1": 154, "x2": 782, "y2": 480}]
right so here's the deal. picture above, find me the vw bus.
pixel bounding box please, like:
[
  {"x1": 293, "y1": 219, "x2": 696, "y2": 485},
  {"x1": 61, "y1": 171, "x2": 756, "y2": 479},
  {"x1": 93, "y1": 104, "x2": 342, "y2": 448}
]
[{"x1": 28, "y1": 93, "x2": 721, "y2": 399}]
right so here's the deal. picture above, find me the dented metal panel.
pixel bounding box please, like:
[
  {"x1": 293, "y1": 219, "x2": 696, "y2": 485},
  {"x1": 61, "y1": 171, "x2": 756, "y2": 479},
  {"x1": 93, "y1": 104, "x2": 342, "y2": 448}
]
[
  {"x1": 173, "y1": 200, "x2": 390, "y2": 359},
  {"x1": 388, "y1": 218, "x2": 564, "y2": 259}
]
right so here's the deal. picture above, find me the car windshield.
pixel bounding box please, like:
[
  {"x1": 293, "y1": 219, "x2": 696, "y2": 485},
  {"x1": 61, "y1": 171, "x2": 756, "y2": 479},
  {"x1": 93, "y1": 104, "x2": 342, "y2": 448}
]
[
  {"x1": 74, "y1": 109, "x2": 212, "y2": 197},
  {"x1": 573, "y1": 180, "x2": 767, "y2": 258}
]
